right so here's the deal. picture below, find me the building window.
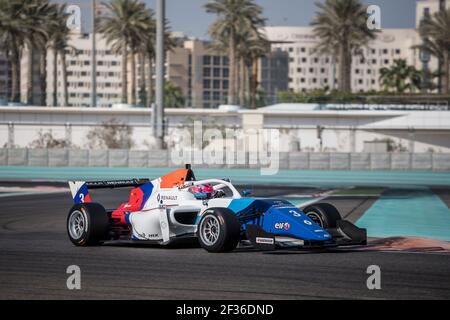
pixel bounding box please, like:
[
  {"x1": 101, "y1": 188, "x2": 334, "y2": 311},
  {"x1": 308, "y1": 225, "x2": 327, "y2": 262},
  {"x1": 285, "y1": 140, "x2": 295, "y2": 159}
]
[
  {"x1": 223, "y1": 68, "x2": 229, "y2": 78},
  {"x1": 321, "y1": 68, "x2": 325, "y2": 73},
  {"x1": 300, "y1": 78, "x2": 305, "y2": 83},
  {"x1": 383, "y1": 49, "x2": 388, "y2": 55},
  {"x1": 301, "y1": 48, "x2": 306, "y2": 53},
  {"x1": 358, "y1": 79, "x2": 363, "y2": 84},
  {"x1": 213, "y1": 80, "x2": 220, "y2": 89},
  {"x1": 309, "y1": 68, "x2": 314, "y2": 73},
  {"x1": 297, "y1": 68, "x2": 302, "y2": 73},
  {"x1": 213, "y1": 91, "x2": 221, "y2": 101},
  {"x1": 203, "y1": 79, "x2": 211, "y2": 89},
  {"x1": 223, "y1": 56, "x2": 229, "y2": 66},
  {"x1": 213, "y1": 68, "x2": 221, "y2": 77},
  {"x1": 203, "y1": 55, "x2": 211, "y2": 65},
  {"x1": 372, "y1": 59, "x2": 377, "y2": 64},
  {"x1": 395, "y1": 49, "x2": 401, "y2": 55},
  {"x1": 384, "y1": 59, "x2": 389, "y2": 64},
  {"x1": 203, "y1": 67, "x2": 211, "y2": 77},
  {"x1": 213, "y1": 56, "x2": 221, "y2": 65},
  {"x1": 203, "y1": 91, "x2": 211, "y2": 101},
  {"x1": 312, "y1": 78, "x2": 317, "y2": 83},
  {"x1": 355, "y1": 69, "x2": 360, "y2": 74},
  {"x1": 223, "y1": 80, "x2": 229, "y2": 89},
  {"x1": 324, "y1": 78, "x2": 328, "y2": 84},
  {"x1": 302, "y1": 58, "x2": 307, "y2": 63},
  {"x1": 314, "y1": 58, "x2": 319, "y2": 63}
]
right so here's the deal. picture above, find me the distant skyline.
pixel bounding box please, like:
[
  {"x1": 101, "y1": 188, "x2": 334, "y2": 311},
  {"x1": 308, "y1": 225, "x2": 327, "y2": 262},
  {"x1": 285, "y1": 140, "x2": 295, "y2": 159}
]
[{"x1": 64, "y1": 0, "x2": 419, "y2": 37}]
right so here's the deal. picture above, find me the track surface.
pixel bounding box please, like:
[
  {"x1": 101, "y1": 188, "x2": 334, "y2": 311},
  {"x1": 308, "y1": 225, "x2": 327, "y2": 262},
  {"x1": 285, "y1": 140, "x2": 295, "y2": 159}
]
[{"x1": 1, "y1": 190, "x2": 450, "y2": 300}]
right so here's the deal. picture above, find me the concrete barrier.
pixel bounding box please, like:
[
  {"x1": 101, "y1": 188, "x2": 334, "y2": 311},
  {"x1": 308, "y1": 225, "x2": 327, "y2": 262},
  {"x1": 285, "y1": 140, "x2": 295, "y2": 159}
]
[
  {"x1": 330, "y1": 153, "x2": 350, "y2": 170},
  {"x1": 412, "y1": 153, "x2": 433, "y2": 171},
  {"x1": 433, "y1": 154, "x2": 450, "y2": 171},
  {"x1": 391, "y1": 153, "x2": 412, "y2": 170},
  {"x1": 351, "y1": 153, "x2": 370, "y2": 170},
  {"x1": 0, "y1": 148, "x2": 449, "y2": 172},
  {"x1": 7, "y1": 149, "x2": 28, "y2": 166},
  {"x1": 48, "y1": 149, "x2": 69, "y2": 167},
  {"x1": 148, "y1": 150, "x2": 169, "y2": 168},
  {"x1": 0, "y1": 149, "x2": 7, "y2": 166},
  {"x1": 289, "y1": 153, "x2": 309, "y2": 170},
  {"x1": 128, "y1": 151, "x2": 149, "y2": 168},
  {"x1": 68, "y1": 150, "x2": 89, "y2": 167},
  {"x1": 371, "y1": 153, "x2": 391, "y2": 171},
  {"x1": 109, "y1": 150, "x2": 129, "y2": 167},
  {"x1": 89, "y1": 150, "x2": 108, "y2": 167},
  {"x1": 310, "y1": 153, "x2": 330, "y2": 170}
]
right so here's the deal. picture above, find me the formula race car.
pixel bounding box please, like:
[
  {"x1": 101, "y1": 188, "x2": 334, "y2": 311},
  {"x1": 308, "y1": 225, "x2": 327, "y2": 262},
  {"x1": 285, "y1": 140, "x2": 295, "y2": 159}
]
[{"x1": 67, "y1": 165, "x2": 367, "y2": 253}]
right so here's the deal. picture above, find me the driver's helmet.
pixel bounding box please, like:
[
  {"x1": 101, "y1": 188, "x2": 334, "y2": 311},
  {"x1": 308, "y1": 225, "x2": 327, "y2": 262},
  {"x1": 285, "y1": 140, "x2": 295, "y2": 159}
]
[{"x1": 190, "y1": 184, "x2": 214, "y2": 198}]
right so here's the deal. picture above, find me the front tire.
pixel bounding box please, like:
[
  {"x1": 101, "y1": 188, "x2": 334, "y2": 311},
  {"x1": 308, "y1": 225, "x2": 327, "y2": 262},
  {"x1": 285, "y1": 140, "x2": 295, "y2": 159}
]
[
  {"x1": 303, "y1": 203, "x2": 342, "y2": 229},
  {"x1": 197, "y1": 208, "x2": 241, "y2": 253},
  {"x1": 67, "y1": 203, "x2": 110, "y2": 246}
]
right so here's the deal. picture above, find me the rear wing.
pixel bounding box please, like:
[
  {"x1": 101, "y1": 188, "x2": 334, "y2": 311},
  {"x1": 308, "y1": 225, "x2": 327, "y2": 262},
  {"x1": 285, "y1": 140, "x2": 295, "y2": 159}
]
[{"x1": 68, "y1": 179, "x2": 150, "y2": 204}]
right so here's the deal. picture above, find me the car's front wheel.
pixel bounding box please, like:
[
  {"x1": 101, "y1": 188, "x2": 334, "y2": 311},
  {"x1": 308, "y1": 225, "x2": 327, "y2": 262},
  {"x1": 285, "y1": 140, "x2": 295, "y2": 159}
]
[
  {"x1": 67, "y1": 203, "x2": 110, "y2": 246},
  {"x1": 197, "y1": 208, "x2": 241, "y2": 253},
  {"x1": 303, "y1": 203, "x2": 342, "y2": 229}
]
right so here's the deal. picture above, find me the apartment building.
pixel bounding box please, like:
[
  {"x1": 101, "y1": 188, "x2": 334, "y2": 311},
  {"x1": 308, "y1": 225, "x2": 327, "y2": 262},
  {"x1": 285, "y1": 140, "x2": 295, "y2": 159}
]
[
  {"x1": 0, "y1": 52, "x2": 10, "y2": 103},
  {"x1": 263, "y1": 26, "x2": 420, "y2": 93}
]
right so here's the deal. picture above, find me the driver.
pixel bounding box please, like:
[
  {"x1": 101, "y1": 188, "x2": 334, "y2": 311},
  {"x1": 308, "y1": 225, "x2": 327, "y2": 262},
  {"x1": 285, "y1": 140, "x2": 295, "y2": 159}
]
[
  {"x1": 190, "y1": 184, "x2": 226, "y2": 199},
  {"x1": 190, "y1": 184, "x2": 215, "y2": 199}
]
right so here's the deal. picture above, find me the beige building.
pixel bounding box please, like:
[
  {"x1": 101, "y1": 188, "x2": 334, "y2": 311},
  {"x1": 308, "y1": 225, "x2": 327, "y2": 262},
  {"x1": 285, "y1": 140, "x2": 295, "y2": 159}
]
[{"x1": 263, "y1": 26, "x2": 420, "y2": 93}]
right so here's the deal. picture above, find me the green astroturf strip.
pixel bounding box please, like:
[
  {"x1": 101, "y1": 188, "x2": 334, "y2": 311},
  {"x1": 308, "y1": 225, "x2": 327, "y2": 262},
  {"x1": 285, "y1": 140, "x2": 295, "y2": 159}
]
[
  {"x1": 357, "y1": 188, "x2": 450, "y2": 241},
  {"x1": 0, "y1": 167, "x2": 450, "y2": 187}
]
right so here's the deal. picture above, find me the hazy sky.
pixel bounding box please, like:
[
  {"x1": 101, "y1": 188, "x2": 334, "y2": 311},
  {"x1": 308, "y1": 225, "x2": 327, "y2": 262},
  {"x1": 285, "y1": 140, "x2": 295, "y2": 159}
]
[{"x1": 68, "y1": 0, "x2": 418, "y2": 38}]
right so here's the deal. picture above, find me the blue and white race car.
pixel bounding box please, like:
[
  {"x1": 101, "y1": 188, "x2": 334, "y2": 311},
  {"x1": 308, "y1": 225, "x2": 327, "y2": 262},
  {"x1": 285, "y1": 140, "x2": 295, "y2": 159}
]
[{"x1": 67, "y1": 166, "x2": 367, "y2": 252}]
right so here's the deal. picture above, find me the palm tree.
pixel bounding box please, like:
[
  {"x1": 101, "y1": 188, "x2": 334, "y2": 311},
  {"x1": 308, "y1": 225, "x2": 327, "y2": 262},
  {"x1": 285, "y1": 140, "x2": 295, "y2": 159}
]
[
  {"x1": 49, "y1": 4, "x2": 71, "y2": 106},
  {"x1": 98, "y1": 0, "x2": 154, "y2": 105},
  {"x1": 0, "y1": 0, "x2": 36, "y2": 102},
  {"x1": 243, "y1": 35, "x2": 269, "y2": 108},
  {"x1": 311, "y1": 0, "x2": 378, "y2": 93},
  {"x1": 137, "y1": 18, "x2": 174, "y2": 108},
  {"x1": 205, "y1": 0, "x2": 266, "y2": 105},
  {"x1": 165, "y1": 81, "x2": 185, "y2": 108},
  {"x1": 419, "y1": 8, "x2": 450, "y2": 94},
  {"x1": 379, "y1": 59, "x2": 422, "y2": 93},
  {"x1": 21, "y1": 0, "x2": 59, "y2": 106}
]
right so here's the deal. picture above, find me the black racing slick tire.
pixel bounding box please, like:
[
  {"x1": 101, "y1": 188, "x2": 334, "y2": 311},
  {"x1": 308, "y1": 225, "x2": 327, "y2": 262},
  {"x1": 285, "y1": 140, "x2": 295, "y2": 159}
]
[
  {"x1": 197, "y1": 208, "x2": 241, "y2": 253},
  {"x1": 303, "y1": 203, "x2": 342, "y2": 229},
  {"x1": 67, "y1": 203, "x2": 110, "y2": 246}
]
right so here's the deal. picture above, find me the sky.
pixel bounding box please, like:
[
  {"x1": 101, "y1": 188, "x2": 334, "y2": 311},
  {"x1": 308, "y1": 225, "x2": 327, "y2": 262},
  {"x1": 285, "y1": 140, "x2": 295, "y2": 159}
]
[{"x1": 66, "y1": 0, "x2": 419, "y2": 38}]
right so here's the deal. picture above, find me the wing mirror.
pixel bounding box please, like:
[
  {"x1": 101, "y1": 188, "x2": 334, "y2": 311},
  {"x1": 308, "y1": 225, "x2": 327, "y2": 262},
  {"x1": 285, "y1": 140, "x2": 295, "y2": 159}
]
[{"x1": 242, "y1": 190, "x2": 252, "y2": 197}]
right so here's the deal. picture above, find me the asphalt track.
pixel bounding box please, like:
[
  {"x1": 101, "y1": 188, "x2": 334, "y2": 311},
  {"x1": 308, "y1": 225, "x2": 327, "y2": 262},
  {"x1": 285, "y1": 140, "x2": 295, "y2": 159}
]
[{"x1": 1, "y1": 188, "x2": 450, "y2": 300}]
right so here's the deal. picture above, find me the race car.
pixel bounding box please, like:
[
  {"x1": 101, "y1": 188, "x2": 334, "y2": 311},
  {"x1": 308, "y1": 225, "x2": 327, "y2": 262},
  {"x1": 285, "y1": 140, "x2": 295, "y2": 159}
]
[{"x1": 67, "y1": 165, "x2": 367, "y2": 253}]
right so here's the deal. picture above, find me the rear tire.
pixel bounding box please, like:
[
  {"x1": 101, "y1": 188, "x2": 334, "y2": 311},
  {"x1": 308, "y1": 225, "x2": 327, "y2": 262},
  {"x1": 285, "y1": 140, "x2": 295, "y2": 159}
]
[
  {"x1": 303, "y1": 203, "x2": 342, "y2": 229},
  {"x1": 67, "y1": 203, "x2": 110, "y2": 246},
  {"x1": 197, "y1": 208, "x2": 241, "y2": 253}
]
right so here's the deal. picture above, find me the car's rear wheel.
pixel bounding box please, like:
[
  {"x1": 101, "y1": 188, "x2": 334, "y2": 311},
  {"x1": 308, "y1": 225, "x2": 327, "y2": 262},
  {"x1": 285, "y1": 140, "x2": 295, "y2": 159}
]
[
  {"x1": 197, "y1": 208, "x2": 241, "y2": 253},
  {"x1": 67, "y1": 203, "x2": 110, "y2": 246},
  {"x1": 303, "y1": 203, "x2": 342, "y2": 229}
]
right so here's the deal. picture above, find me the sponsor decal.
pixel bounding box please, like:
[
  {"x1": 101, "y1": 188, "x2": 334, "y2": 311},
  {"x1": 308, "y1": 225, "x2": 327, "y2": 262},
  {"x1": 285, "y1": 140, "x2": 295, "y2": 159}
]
[
  {"x1": 161, "y1": 195, "x2": 177, "y2": 201},
  {"x1": 256, "y1": 237, "x2": 275, "y2": 245},
  {"x1": 274, "y1": 222, "x2": 291, "y2": 231},
  {"x1": 304, "y1": 220, "x2": 313, "y2": 226}
]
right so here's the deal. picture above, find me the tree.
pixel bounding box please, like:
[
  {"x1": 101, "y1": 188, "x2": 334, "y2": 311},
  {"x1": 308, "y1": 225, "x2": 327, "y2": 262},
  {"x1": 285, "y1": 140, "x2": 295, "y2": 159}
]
[
  {"x1": 87, "y1": 118, "x2": 134, "y2": 149},
  {"x1": 137, "y1": 18, "x2": 175, "y2": 108},
  {"x1": 98, "y1": 0, "x2": 154, "y2": 105},
  {"x1": 49, "y1": 4, "x2": 71, "y2": 106},
  {"x1": 419, "y1": 8, "x2": 450, "y2": 94},
  {"x1": 29, "y1": 129, "x2": 69, "y2": 148},
  {"x1": 205, "y1": 0, "x2": 266, "y2": 105},
  {"x1": 21, "y1": 0, "x2": 60, "y2": 106},
  {"x1": 379, "y1": 59, "x2": 422, "y2": 93},
  {"x1": 311, "y1": 0, "x2": 378, "y2": 92},
  {"x1": 165, "y1": 81, "x2": 185, "y2": 108},
  {"x1": 0, "y1": 0, "x2": 36, "y2": 102}
]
